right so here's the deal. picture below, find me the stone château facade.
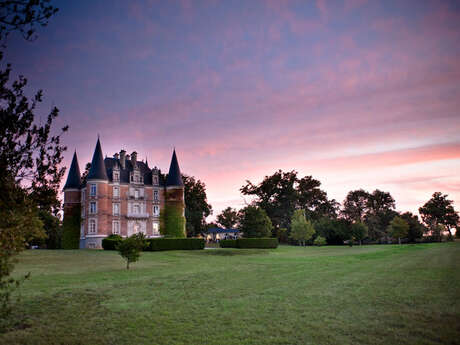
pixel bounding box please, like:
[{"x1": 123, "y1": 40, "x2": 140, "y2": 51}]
[{"x1": 63, "y1": 138, "x2": 185, "y2": 249}]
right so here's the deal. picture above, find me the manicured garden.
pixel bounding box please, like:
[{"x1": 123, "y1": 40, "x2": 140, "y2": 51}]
[{"x1": 1, "y1": 243, "x2": 459, "y2": 345}]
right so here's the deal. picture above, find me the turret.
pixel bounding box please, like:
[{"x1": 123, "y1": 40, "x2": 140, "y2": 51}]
[
  {"x1": 62, "y1": 150, "x2": 82, "y2": 249},
  {"x1": 63, "y1": 150, "x2": 82, "y2": 211},
  {"x1": 87, "y1": 138, "x2": 108, "y2": 181},
  {"x1": 162, "y1": 149, "x2": 186, "y2": 237}
]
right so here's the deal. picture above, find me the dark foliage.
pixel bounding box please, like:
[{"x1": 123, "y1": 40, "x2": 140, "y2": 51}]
[
  {"x1": 101, "y1": 235, "x2": 123, "y2": 251},
  {"x1": 314, "y1": 217, "x2": 350, "y2": 245},
  {"x1": 239, "y1": 205, "x2": 273, "y2": 238},
  {"x1": 219, "y1": 239, "x2": 238, "y2": 248},
  {"x1": 216, "y1": 207, "x2": 239, "y2": 229},
  {"x1": 419, "y1": 192, "x2": 459, "y2": 240}
]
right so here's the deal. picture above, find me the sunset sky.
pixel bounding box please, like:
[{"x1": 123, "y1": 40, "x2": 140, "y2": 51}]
[{"x1": 6, "y1": 0, "x2": 460, "y2": 219}]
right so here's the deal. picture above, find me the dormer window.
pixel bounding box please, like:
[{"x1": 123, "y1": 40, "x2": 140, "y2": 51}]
[
  {"x1": 90, "y1": 184, "x2": 96, "y2": 196},
  {"x1": 113, "y1": 172, "x2": 119, "y2": 181},
  {"x1": 153, "y1": 176, "x2": 158, "y2": 185}
]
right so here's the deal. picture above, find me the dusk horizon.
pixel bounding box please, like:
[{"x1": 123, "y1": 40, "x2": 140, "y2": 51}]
[{"x1": 6, "y1": 0, "x2": 460, "y2": 220}]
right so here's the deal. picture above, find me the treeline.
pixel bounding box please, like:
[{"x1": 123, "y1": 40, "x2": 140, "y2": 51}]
[{"x1": 213, "y1": 170, "x2": 459, "y2": 245}]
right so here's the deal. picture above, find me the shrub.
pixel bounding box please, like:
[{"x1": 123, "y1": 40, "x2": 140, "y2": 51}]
[
  {"x1": 314, "y1": 236, "x2": 327, "y2": 246},
  {"x1": 220, "y1": 239, "x2": 237, "y2": 248},
  {"x1": 236, "y1": 238, "x2": 278, "y2": 249},
  {"x1": 146, "y1": 238, "x2": 204, "y2": 251},
  {"x1": 102, "y1": 234, "x2": 123, "y2": 250}
]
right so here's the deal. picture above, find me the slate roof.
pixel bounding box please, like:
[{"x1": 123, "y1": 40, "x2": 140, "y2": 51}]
[
  {"x1": 63, "y1": 151, "x2": 81, "y2": 189},
  {"x1": 166, "y1": 149, "x2": 184, "y2": 187},
  {"x1": 104, "y1": 157, "x2": 154, "y2": 185},
  {"x1": 87, "y1": 138, "x2": 109, "y2": 181}
]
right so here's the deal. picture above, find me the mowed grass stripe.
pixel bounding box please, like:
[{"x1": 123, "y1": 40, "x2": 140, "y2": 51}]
[{"x1": 1, "y1": 243, "x2": 459, "y2": 345}]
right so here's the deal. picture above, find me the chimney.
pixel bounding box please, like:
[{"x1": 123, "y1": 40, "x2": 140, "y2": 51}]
[
  {"x1": 131, "y1": 151, "x2": 137, "y2": 167},
  {"x1": 113, "y1": 153, "x2": 119, "y2": 159},
  {"x1": 120, "y1": 150, "x2": 126, "y2": 169}
]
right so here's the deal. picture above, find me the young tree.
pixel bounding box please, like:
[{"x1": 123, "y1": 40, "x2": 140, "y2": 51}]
[
  {"x1": 239, "y1": 206, "x2": 273, "y2": 238},
  {"x1": 313, "y1": 236, "x2": 326, "y2": 246},
  {"x1": 419, "y1": 192, "x2": 459, "y2": 240},
  {"x1": 387, "y1": 216, "x2": 409, "y2": 244},
  {"x1": 289, "y1": 209, "x2": 315, "y2": 246},
  {"x1": 216, "y1": 207, "x2": 239, "y2": 229},
  {"x1": 116, "y1": 234, "x2": 146, "y2": 270},
  {"x1": 350, "y1": 222, "x2": 368, "y2": 245}
]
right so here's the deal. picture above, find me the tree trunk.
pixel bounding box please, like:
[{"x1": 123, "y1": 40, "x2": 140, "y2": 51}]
[
  {"x1": 359, "y1": 240, "x2": 362, "y2": 246},
  {"x1": 126, "y1": 261, "x2": 130, "y2": 270},
  {"x1": 398, "y1": 237, "x2": 401, "y2": 245}
]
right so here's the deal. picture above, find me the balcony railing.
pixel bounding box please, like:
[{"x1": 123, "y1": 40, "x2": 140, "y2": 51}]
[{"x1": 126, "y1": 212, "x2": 149, "y2": 219}]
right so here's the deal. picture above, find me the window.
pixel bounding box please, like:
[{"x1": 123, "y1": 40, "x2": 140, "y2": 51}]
[
  {"x1": 113, "y1": 172, "x2": 119, "y2": 181},
  {"x1": 153, "y1": 205, "x2": 159, "y2": 216},
  {"x1": 153, "y1": 176, "x2": 158, "y2": 185},
  {"x1": 90, "y1": 202, "x2": 97, "y2": 214},
  {"x1": 113, "y1": 203, "x2": 120, "y2": 215},
  {"x1": 130, "y1": 175, "x2": 133, "y2": 182},
  {"x1": 81, "y1": 206, "x2": 85, "y2": 217},
  {"x1": 81, "y1": 190, "x2": 86, "y2": 202},
  {"x1": 81, "y1": 224, "x2": 85, "y2": 237},
  {"x1": 135, "y1": 189, "x2": 139, "y2": 199},
  {"x1": 89, "y1": 219, "x2": 96, "y2": 234},
  {"x1": 153, "y1": 222, "x2": 159, "y2": 235},
  {"x1": 113, "y1": 186, "x2": 119, "y2": 198},
  {"x1": 154, "y1": 190, "x2": 159, "y2": 201},
  {"x1": 133, "y1": 204, "x2": 140, "y2": 214},
  {"x1": 90, "y1": 184, "x2": 97, "y2": 196},
  {"x1": 112, "y1": 221, "x2": 120, "y2": 234}
]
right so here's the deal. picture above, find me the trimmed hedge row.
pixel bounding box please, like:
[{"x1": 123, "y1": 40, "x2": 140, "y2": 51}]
[
  {"x1": 219, "y1": 238, "x2": 278, "y2": 249},
  {"x1": 146, "y1": 238, "x2": 205, "y2": 251},
  {"x1": 101, "y1": 236, "x2": 123, "y2": 250},
  {"x1": 219, "y1": 239, "x2": 237, "y2": 248},
  {"x1": 102, "y1": 237, "x2": 205, "y2": 251}
]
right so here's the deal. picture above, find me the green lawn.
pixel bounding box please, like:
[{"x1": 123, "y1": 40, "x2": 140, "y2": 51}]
[{"x1": 1, "y1": 243, "x2": 460, "y2": 345}]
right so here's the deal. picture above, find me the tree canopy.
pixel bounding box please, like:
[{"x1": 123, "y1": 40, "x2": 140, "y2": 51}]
[
  {"x1": 240, "y1": 170, "x2": 337, "y2": 239},
  {"x1": 419, "y1": 192, "x2": 459, "y2": 240},
  {"x1": 182, "y1": 174, "x2": 212, "y2": 237},
  {"x1": 216, "y1": 207, "x2": 239, "y2": 229}
]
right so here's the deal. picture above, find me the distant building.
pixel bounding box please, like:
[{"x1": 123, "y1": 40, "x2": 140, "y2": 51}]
[
  {"x1": 206, "y1": 227, "x2": 240, "y2": 241},
  {"x1": 63, "y1": 138, "x2": 185, "y2": 249}
]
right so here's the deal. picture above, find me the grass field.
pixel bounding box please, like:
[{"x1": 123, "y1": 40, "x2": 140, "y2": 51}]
[{"x1": 1, "y1": 243, "x2": 459, "y2": 345}]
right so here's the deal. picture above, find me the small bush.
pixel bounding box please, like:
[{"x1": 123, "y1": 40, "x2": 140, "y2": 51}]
[
  {"x1": 314, "y1": 236, "x2": 327, "y2": 246},
  {"x1": 117, "y1": 233, "x2": 146, "y2": 269},
  {"x1": 146, "y1": 238, "x2": 205, "y2": 251},
  {"x1": 220, "y1": 239, "x2": 238, "y2": 248},
  {"x1": 236, "y1": 238, "x2": 278, "y2": 249},
  {"x1": 102, "y1": 234, "x2": 123, "y2": 250}
]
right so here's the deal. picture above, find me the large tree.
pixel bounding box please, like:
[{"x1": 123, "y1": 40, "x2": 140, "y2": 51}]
[
  {"x1": 342, "y1": 189, "x2": 397, "y2": 242},
  {"x1": 400, "y1": 212, "x2": 425, "y2": 243},
  {"x1": 419, "y1": 192, "x2": 459, "y2": 240},
  {"x1": 0, "y1": 0, "x2": 62, "y2": 317},
  {"x1": 240, "y1": 170, "x2": 337, "y2": 239},
  {"x1": 183, "y1": 175, "x2": 212, "y2": 237},
  {"x1": 216, "y1": 207, "x2": 239, "y2": 229}
]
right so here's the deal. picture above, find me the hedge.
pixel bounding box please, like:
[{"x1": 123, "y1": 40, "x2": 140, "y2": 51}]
[
  {"x1": 146, "y1": 238, "x2": 205, "y2": 251},
  {"x1": 102, "y1": 235, "x2": 123, "y2": 250},
  {"x1": 237, "y1": 238, "x2": 278, "y2": 248},
  {"x1": 219, "y1": 239, "x2": 238, "y2": 248},
  {"x1": 219, "y1": 238, "x2": 278, "y2": 249}
]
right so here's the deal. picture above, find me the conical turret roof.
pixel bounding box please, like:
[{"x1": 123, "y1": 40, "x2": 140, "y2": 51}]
[
  {"x1": 87, "y1": 138, "x2": 108, "y2": 181},
  {"x1": 63, "y1": 150, "x2": 81, "y2": 189},
  {"x1": 166, "y1": 149, "x2": 184, "y2": 187}
]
